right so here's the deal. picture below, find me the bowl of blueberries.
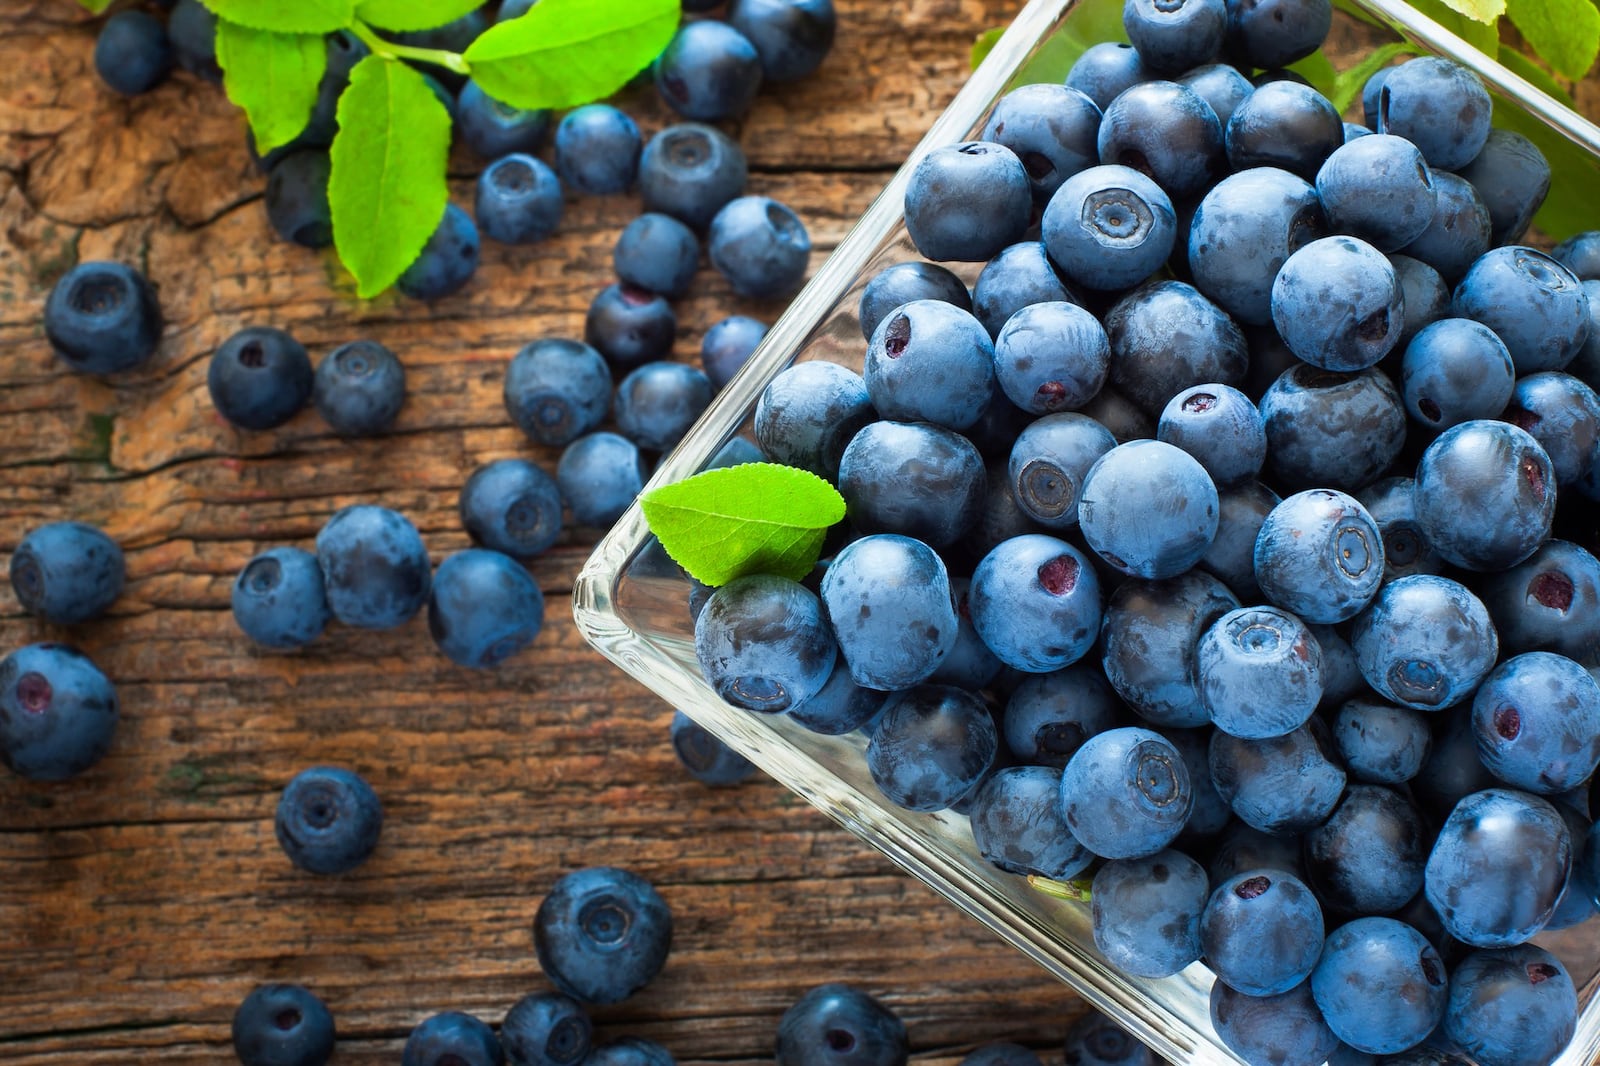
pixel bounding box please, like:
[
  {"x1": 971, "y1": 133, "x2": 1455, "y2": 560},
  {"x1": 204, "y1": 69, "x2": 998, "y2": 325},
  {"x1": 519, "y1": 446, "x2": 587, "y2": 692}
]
[{"x1": 575, "y1": 0, "x2": 1600, "y2": 1063}]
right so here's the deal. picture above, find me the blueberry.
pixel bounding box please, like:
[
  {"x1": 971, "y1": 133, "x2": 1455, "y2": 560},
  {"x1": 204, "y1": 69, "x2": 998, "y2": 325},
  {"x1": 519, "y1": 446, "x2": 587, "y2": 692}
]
[
  {"x1": 969, "y1": 534, "x2": 1101, "y2": 672},
  {"x1": 904, "y1": 142, "x2": 1032, "y2": 263},
  {"x1": 585, "y1": 1040, "x2": 675, "y2": 1066},
  {"x1": 1444, "y1": 946, "x2": 1578, "y2": 1066},
  {"x1": 775, "y1": 984, "x2": 907, "y2": 1066},
  {"x1": 1425, "y1": 788, "x2": 1570, "y2": 948},
  {"x1": 1479, "y1": 539, "x2": 1600, "y2": 661},
  {"x1": 1042, "y1": 164, "x2": 1177, "y2": 291},
  {"x1": 1061, "y1": 726, "x2": 1192, "y2": 859},
  {"x1": 1001, "y1": 665, "x2": 1120, "y2": 767},
  {"x1": 167, "y1": 0, "x2": 220, "y2": 82},
  {"x1": 726, "y1": 0, "x2": 836, "y2": 82},
  {"x1": 1177, "y1": 63, "x2": 1254, "y2": 127},
  {"x1": 1342, "y1": 121, "x2": 1372, "y2": 142},
  {"x1": 1105, "y1": 280, "x2": 1249, "y2": 415},
  {"x1": 820, "y1": 534, "x2": 957, "y2": 691},
  {"x1": 670, "y1": 710, "x2": 755, "y2": 786},
  {"x1": 1061, "y1": 1012, "x2": 1158, "y2": 1066},
  {"x1": 1225, "y1": 80, "x2": 1342, "y2": 180},
  {"x1": 1352, "y1": 573, "x2": 1498, "y2": 712},
  {"x1": 1309, "y1": 917, "x2": 1447, "y2": 1054},
  {"x1": 1399, "y1": 318, "x2": 1516, "y2": 430},
  {"x1": 208, "y1": 326, "x2": 314, "y2": 431},
  {"x1": 313, "y1": 339, "x2": 405, "y2": 436},
  {"x1": 1187, "y1": 166, "x2": 1325, "y2": 326},
  {"x1": 863, "y1": 299, "x2": 995, "y2": 431},
  {"x1": 708, "y1": 196, "x2": 811, "y2": 298},
  {"x1": 1006, "y1": 413, "x2": 1116, "y2": 530},
  {"x1": 1200, "y1": 868, "x2": 1324, "y2": 996},
  {"x1": 1156, "y1": 384, "x2": 1263, "y2": 488},
  {"x1": 838, "y1": 420, "x2": 985, "y2": 549},
  {"x1": 1198, "y1": 480, "x2": 1278, "y2": 602},
  {"x1": 614, "y1": 214, "x2": 700, "y2": 299},
  {"x1": 1397, "y1": 170, "x2": 1490, "y2": 285},
  {"x1": 554, "y1": 105, "x2": 641, "y2": 195},
  {"x1": 1388, "y1": 253, "x2": 1451, "y2": 348},
  {"x1": 402, "y1": 1011, "x2": 504, "y2": 1066},
  {"x1": 1208, "y1": 979, "x2": 1339, "y2": 1066},
  {"x1": 475, "y1": 154, "x2": 562, "y2": 246},
  {"x1": 867, "y1": 684, "x2": 998, "y2": 812},
  {"x1": 0, "y1": 644, "x2": 118, "y2": 781},
  {"x1": 1259, "y1": 365, "x2": 1407, "y2": 491},
  {"x1": 232, "y1": 547, "x2": 331, "y2": 649},
  {"x1": 1414, "y1": 419, "x2": 1555, "y2": 571},
  {"x1": 1509, "y1": 374, "x2": 1600, "y2": 492},
  {"x1": 654, "y1": 19, "x2": 762, "y2": 121},
  {"x1": 1553, "y1": 230, "x2": 1600, "y2": 280},
  {"x1": 1064, "y1": 43, "x2": 1150, "y2": 111},
  {"x1": 1454, "y1": 247, "x2": 1589, "y2": 375},
  {"x1": 274, "y1": 765, "x2": 382, "y2": 875},
  {"x1": 1205, "y1": 821, "x2": 1305, "y2": 884},
  {"x1": 10, "y1": 521, "x2": 124, "y2": 626},
  {"x1": 1209, "y1": 720, "x2": 1346, "y2": 834},
  {"x1": 459, "y1": 459, "x2": 562, "y2": 560},
  {"x1": 428, "y1": 549, "x2": 544, "y2": 669},
  {"x1": 979, "y1": 83, "x2": 1103, "y2": 205},
  {"x1": 1090, "y1": 848, "x2": 1208, "y2": 978},
  {"x1": 860, "y1": 261, "x2": 972, "y2": 341},
  {"x1": 534, "y1": 866, "x2": 672, "y2": 1005},
  {"x1": 1333, "y1": 698, "x2": 1431, "y2": 785},
  {"x1": 231, "y1": 984, "x2": 335, "y2": 1066},
  {"x1": 261, "y1": 150, "x2": 334, "y2": 249},
  {"x1": 1272, "y1": 236, "x2": 1403, "y2": 371},
  {"x1": 993, "y1": 301, "x2": 1109, "y2": 415},
  {"x1": 615, "y1": 362, "x2": 714, "y2": 453},
  {"x1": 1458, "y1": 129, "x2": 1550, "y2": 246},
  {"x1": 926, "y1": 569, "x2": 1007, "y2": 684},
  {"x1": 1303, "y1": 784, "x2": 1428, "y2": 916},
  {"x1": 1471, "y1": 652, "x2": 1600, "y2": 796},
  {"x1": 94, "y1": 10, "x2": 173, "y2": 96},
  {"x1": 556, "y1": 432, "x2": 647, "y2": 527},
  {"x1": 1099, "y1": 81, "x2": 1225, "y2": 202},
  {"x1": 638, "y1": 124, "x2": 748, "y2": 230},
  {"x1": 1122, "y1": 0, "x2": 1226, "y2": 74},
  {"x1": 1377, "y1": 56, "x2": 1491, "y2": 170},
  {"x1": 970, "y1": 243, "x2": 1075, "y2": 339},
  {"x1": 1101, "y1": 570, "x2": 1239, "y2": 728},
  {"x1": 1197, "y1": 606, "x2": 1321, "y2": 739},
  {"x1": 701, "y1": 315, "x2": 767, "y2": 389},
  {"x1": 584, "y1": 284, "x2": 676, "y2": 371},
  {"x1": 695, "y1": 574, "x2": 835, "y2": 711},
  {"x1": 504, "y1": 338, "x2": 612, "y2": 447},
  {"x1": 44, "y1": 260, "x2": 163, "y2": 375},
  {"x1": 1354, "y1": 476, "x2": 1441, "y2": 583},
  {"x1": 455, "y1": 79, "x2": 549, "y2": 160},
  {"x1": 785, "y1": 653, "x2": 887, "y2": 735},
  {"x1": 397, "y1": 204, "x2": 479, "y2": 300},
  {"x1": 1165, "y1": 727, "x2": 1232, "y2": 845},
  {"x1": 500, "y1": 992, "x2": 592, "y2": 1066},
  {"x1": 1079, "y1": 439, "x2": 1219, "y2": 579},
  {"x1": 315, "y1": 504, "x2": 431, "y2": 630},
  {"x1": 753, "y1": 360, "x2": 874, "y2": 479},
  {"x1": 1223, "y1": 0, "x2": 1330, "y2": 67}
]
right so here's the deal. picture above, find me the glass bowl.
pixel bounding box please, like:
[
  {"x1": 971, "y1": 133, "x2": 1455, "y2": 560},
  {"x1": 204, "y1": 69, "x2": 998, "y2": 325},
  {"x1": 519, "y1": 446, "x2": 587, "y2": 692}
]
[{"x1": 575, "y1": 2, "x2": 1600, "y2": 1062}]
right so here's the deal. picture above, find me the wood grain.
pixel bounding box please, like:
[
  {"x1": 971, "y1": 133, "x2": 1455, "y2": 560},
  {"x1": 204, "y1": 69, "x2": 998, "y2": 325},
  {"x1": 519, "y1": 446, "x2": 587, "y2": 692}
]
[{"x1": 0, "y1": 2, "x2": 1087, "y2": 1063}]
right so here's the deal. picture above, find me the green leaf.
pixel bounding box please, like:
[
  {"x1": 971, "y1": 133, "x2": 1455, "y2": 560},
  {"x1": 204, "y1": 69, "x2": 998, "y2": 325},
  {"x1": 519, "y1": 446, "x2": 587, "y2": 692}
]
[
  {"x1": 464, "y1": 0, "x2": 679, "y2": 111},
  {"x1": 1490, "y1": 96, "x2": 1600, "y2": 240},
  {"x1": 971, "y1": 27, "x2": 1003, "y2": 70},
  {"x1": 354, "y1": 0, "x2": 485, "y2": 33},
  {"x1": 328, "y1": 55, "x2": 452, "y2": 298},
  {"x1": 78, "y1": 0, "x2": 116, "y2": 13},
  {"x1": 989, "y1": 0, "x2": 1128, "y2": 85},
  {"x1": 215, "y1": 22, "x2": 327, "y2": 155},
  {"x1": 641, "y1": 462, "x2": 847, "y2": 587},
  {"x1": 1435, "y1": 0, "x2": 1506, "y2": 21},
  {"x1": 199, "y1": 0, "x2": 354, "y2": 34},
  {"x1": 1288, "y1": 49, "x2": 1338, "y2": 98},
  {"x1": 1405, "y1": 0, "x2": 1501, "y2": 55},
  {"x1": 1328, "y1": 41, "x2": 1421, "y2": 113},
  {"x1": 1507, "y1": 0, "x2": 1600, "y2": 79},
  {"x1": 1498, "y1": 46, "x2": 1576, "y2": 105}
]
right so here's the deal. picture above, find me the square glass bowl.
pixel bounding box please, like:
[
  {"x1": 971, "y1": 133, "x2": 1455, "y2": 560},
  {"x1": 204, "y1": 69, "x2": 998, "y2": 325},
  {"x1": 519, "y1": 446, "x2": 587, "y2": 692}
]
[{"x1": 575, "y1": 2, "x2": 1600, "y2": 1061}]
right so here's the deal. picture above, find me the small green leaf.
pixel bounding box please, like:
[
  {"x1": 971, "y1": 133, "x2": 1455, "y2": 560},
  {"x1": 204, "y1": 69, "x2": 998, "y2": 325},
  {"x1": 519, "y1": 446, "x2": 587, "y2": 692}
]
[
  {"x1": 1507, "y1": 0, "x2": 1600, "y2": 79},
  {"x1": 641, "y1": 462, "x2": 847, "y2": 587},
  {"x1": 354, "y1": 0, "x2": 485, "y2": 33},
  {"x1": 1490, "y1": 96, "x2": 1600, "y2": 241},
  {"x1": 1288, "y1": 50, "x2": 1338, "y2": 98},
  {"x1": 1405, "y1": 0, "x2": 1501, "y2": 55},
  {"x1": 199, "y1": 0, "x2": 353, "y2": 34},
  {"x1": 971, "y1": 27, "x2": 1003, "y2": 70},
  {"x1": 1328, "y1": 41, "x2": 1421, "y2": 113},
  {"x1": 464, "y1": 0, "x2": 679, "y2": 111},
  {"x1": 988, "y1": 0, "x2": 1128, "y2": 85},
  {"x1": 215, "y1": 22, "x2": 327, "y2": 155},
  {"x1": 78, "y1": 0, "x2": 116, "y2": 13},
  {"x1": 328, "y1": 54, "x2": 452, "y2": 298},
  {"x1": 1498, "y1": 47, "x2": 1576, "y2": 105},
  {"x1": 1435, "y1": 0, "x2": 1507, "y2": 21},
  {"x1": 1027, "y1": 875, "x2": 1094, "y2": 903}
]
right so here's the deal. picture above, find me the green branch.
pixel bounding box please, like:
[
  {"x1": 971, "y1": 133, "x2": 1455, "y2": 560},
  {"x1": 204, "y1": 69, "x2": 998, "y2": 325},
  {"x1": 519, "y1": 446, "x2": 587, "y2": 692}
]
[{"x1": 349, "y1": 20, "x2": 471, "y2": 76}]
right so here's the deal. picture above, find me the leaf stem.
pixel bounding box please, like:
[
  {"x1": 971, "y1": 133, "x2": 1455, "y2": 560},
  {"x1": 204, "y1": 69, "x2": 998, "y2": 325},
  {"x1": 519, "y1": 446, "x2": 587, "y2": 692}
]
[
  {"x1": 1026, "y1": 875, "x2": 1093, "y2": 903},
  {"x1": 349, "y1": 20, "x2": 472, "y2": 77}
]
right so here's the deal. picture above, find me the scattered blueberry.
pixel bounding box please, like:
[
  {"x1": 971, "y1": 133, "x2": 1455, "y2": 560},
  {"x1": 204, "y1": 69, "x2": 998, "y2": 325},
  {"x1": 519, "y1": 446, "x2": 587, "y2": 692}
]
[
  {"x1": 315, "y1": 504, "x2": 431, "y2": 630},
  {"x1": 44, "y1": 260, "x2": 163, "y2": 375},
  {"x1": 709, "y1": 195, "x2": 811, "y2": 298},
  {"x1": 10, "y1": 521, "x2": 124, "y2": 626},
  {"x1": 208, "y1": 326, "x2": 314, "y2": 431},
  {"x1": 428, "y1": 548, "x2": 545, "y2": 669},
  {"x1": 500, "y1": 992, "x2": 592, "y2": 1066},
  {"x1": 615, "y1": 214, "x2": 701, "y2": 299},
  {"x1": 556, "y1": 432, "x2": 647, "y2": 527},
  {"x1": 533, "y1": 866, "x2": 672, "y2": 1005},
  {"x1": 775, "y1": 984, "x2": 908, "y2": 1066},
  {"x1": 94, "y1": 11, "x2": 172, "y2": 97},
  {"x1": 584, "y1": 284, "x2": 677, "y2": 370},
  {"x1": 555, "y1": 105, "x2": 642, "y2": 195},
  {"x1": 231, "y1": 983, "x2": 335, "y2": 1066},
  {"x1": 313, "y1": 339, "x2": 405, "y2": 436},
  {"x1": 504, "y1": 338, "x2": 612, "y2": 447},
  {"x1": 397, "y1": 204, "x2": 479, "y2": 301},
  {"x1": 402, "y1": 1011, "x2": 504, "y2": 1066},
  {"x1": 232, "y1": 547, "x2": 331, "y2": 649},
  {"x1": 0, "y1": 643, "x2": 119, "y2": 781},
  {"x1": 274, "y1": 765, "x2": 382, "y2": 875}
]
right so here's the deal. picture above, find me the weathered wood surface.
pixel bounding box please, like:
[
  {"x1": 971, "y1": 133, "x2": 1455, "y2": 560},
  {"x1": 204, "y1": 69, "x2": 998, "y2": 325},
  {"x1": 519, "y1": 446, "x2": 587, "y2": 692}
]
[{"x1": 0, "y1": 1, "x2": 1086, "y2": 1063}]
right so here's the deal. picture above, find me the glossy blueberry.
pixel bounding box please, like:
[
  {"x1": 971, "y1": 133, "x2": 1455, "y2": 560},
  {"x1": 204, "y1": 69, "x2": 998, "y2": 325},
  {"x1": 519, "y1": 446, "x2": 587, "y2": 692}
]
[
  {"x1": 1272, "y1": 236, "x2": 1402, "y2": 371},
  {"x1": 615, "y1": 362, "x2": 714, "y2": 454},
  {"x1": 167, "y1": 0, "x2": 220, "y2": 82},
  {"x1": 1005, "y1": 413, "x2": 1114, "y2": 530},
  {"x1": 1200, "y1": 869, "x2": 1324, "y2": 996},
  {"x1": 275, "y1": 765, "x2": 382, "y2": 875},
  {"x1": 398, "y1": 204, "x2": 479, "y2": 300},
  {"x1": 727, "y1": 0, "x2": 836, "y2": 81},
  {"x1": 1090, "y1": 848, "x2": 1207, "y2": 978},
  {"x1": 1062, "y1": 1012, "x2": 1158, "y2": 1066},
  {"x1": 459, "y1": 460, "x2": 561, "y2": 561},
  {"x1": 1178, "y1": 64, "x2": 1254, "y2": 128},
  {"x1": 457, "y1": 79, "x2": 549, "y2": 159},
  {"x1": 1042, "y1": 164, "x2": 1177, "y2": 292},
  {"x1": 1334, "y1": 698, "x2": 1430, "y2": 785},
  {"x1": 838, "y1": 421, "x2": 985, "y2": 549},
  {"x1": 980, "y1": 83, "x2": 1102, "y2": 206},
  {"x1": 1060, "y1": 727, "x2": 1192, "y2": 859},
  {"x1": 1122, "y1": 0, "x2": 1225, "y2": 73},
  {"x1": 1459, "y1": 129, "x2": 1550, "y2": 246},
  {"x1": 1376, "y1": 56, "x2": 1491, "y2": 170},
  {"x1": 786, "y1": 654, "x2": 887, "y2": 735},
  {"x1": 313, "y1": 339, "x2": 404, "y2": 436},
  {"x1": 264, "y1": 150, "x2": 332, "y2": 249},
  {"x1": 1224, "y1": 0, "x2": 1330, "y2": 67},
  {"x1": 1471, "y1": 652, "x2": 1600, "y2": 795},
  {"x1": 231, "y1": 984, "x2": 335, "y2": 1066},
  {"x1": 475, "y1": 154, "x2": 562, "y2": 246},
  {"x1": 1097, "y1": 80, "x2": 1223, "y2": 201},
  {"x1": 970, "y1": 243, "x2": 1075, "y2": 339},
  {"x1": 866, "y1": 684, "x2": 1000, "y2": 813},
  {"x1": 821, "y1": 535, "x2": 956, "y2": 691},
  {"x1": 94, "y1": 10, "x2": 173, "y2": 96},
  {"x1": 1065, "y1": 43, "x2": 1150, "y2": 110},
  {"x1": 969, "y1": 534, "x2": 1101, "y2": 673},
  {"x1": 503, "y1": 338, "x2": 611, "y2": 448},
  {"x1": 554, "y1": 105, "x2": 640, "y2": 195},
  {"x1": 1188, "y1": 167, "x2": 1325, "y2": 326},
  {"x1": 500, "y1": 992, "x2": 592, "y2": 1066},
  {"x1": 1445, "y1": 946, "x2": 1578, "y2": 1066},
  {"x1": 1080, "y1": 439, "x2": 1219, "y2": 580},
  {"x1": 775, "y1": 984, "x2": 907, "y2": 1066},
  {"x1": 992, "y1": 301, "x2": 1108, "y2": 415},
  {"x1": 585, "y1": 1040, "x2": 675, "y2": 1066},
  {"x1": 1453, "y1": 247, "x2": 1589, "y2": 374},
  {"x1": 863, "y1": 299, "x2": 995, "y2": 430},
  {"x1": 637, "y1": 124, "x2": 748, "y2": 230},
  {"x1": 1198, "y1": 480, "x2": 1278, "y2": 603},
  {"x1": 534, "y1": 866, "x2": 672, "y2": 1005},
  {"x1": 700, "y1": 315, "x2": 767, "y2": 388},
  {"x1": 1480, "y1": 540, "x2": 1600, "y2": 661},
  {"x1": 695, "y1": 574, "x2": 834, "y2": 712},
  {"x1": 428, "y1": 549, "x2": 544, "y2": 669},
  {"x1": 208, "y1": 326, "x2": 313, "y2": 431},
  {"x1": 0, "y1": 644, "x2": 118, "y2": 781},
  {"x1": 402, "y1": 1011, "x2": 503, "y2": 1066},
  {"x1": 671, "y1": 710, "x2": 755, "y2": 787},
  {"x1": 315, "y1": 505, "x2": 430, "y2": 630},
  {"x1": 1101, "y1": 570, "x2": 1240, "y2": 728},
  {"x1": 232, "y1": 547, "x2": 331, "y2": 649},
  {"x1": 1198, "y1": 606, "x2": 1321, "y2": 739},
  {"x1": 1205, "y1": 822, "x2": 1304, "y2": 884},
  {"x1": 1156, "y1": 385, "x2": 1263, "y2": 489},
  {"x1": 1425, "y1": 788, "x2": 1571, "y2": 947},
  {"x1": 1259, "y1": 365, "x2": 1407, "y2": 491},
  {"x1": 1503, "y1": 371, "x2": 1600, "y2": 486},
  {"x1": 708, "y1": 196, "x2": 810, "y2": 298},
  {"x1": 1312, "y1": 135, "x2": 1435, "y2": 256},
  {"x1": 1414, "y1": 420, "x2": 1555, "y2": 571},
  {"x1": 10, "y1": 521, "x2": 123, "y2": 626},
  {"x1": 1304, "y1": 784, "x2": 1428, "y2": 916},
  {"x1": 1225, "y1": 80, "x2": 1342, "y2": 181},
  {"x1": 904, "y1": 142, "x2": 1031, "y2": 263},
  {"x1": 1399, "y1": 318, "x2": 1515, "y2": 430},
  {"x1": 1310, "y1": 917, "x2": 1447, "y2": 1054},
  {"x1": 584, "y1": 284, "x2": 676, "y2": 371},
  {"x1": 1105, "y1": 281, "x2": 1248, "y2": 416},
  {"x1": 1208, "y1": 979, "x2": 1338, "y2": 1066},
  {"x1": 1351, "y1": 574, "x2": 1497, "y2": 711},
  {"x1": 1398, "y1": 170, "x2": 1491, "y2": 285},
  {"x1": 754, "y1": 361, "x2": 874, "y2": 479},
  {"x1": 1209, "y1": 720, "x2": 1346, "y2": 834},
  {"x1": 1001, "y1": 665, "x2": 1120, "y2": 767},
  {"x1": 859, "y1": 262, "x2": 970, "y2": 341},
  {"x1": 44, "y1": 260, "x2": 162, "y2": 375},
  {"x1": 654, "y1": 20, "x2": 762, "y2": 121},
  {"x1": 613, "y1": 214, "x2": 699, "y2": 299}
]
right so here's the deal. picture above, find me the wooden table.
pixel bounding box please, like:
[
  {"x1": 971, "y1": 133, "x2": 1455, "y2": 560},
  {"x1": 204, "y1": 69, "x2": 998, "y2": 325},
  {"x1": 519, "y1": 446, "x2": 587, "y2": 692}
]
[{"x1": 0, "y1": 2, "x2": 1084, "y2": 1063}]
